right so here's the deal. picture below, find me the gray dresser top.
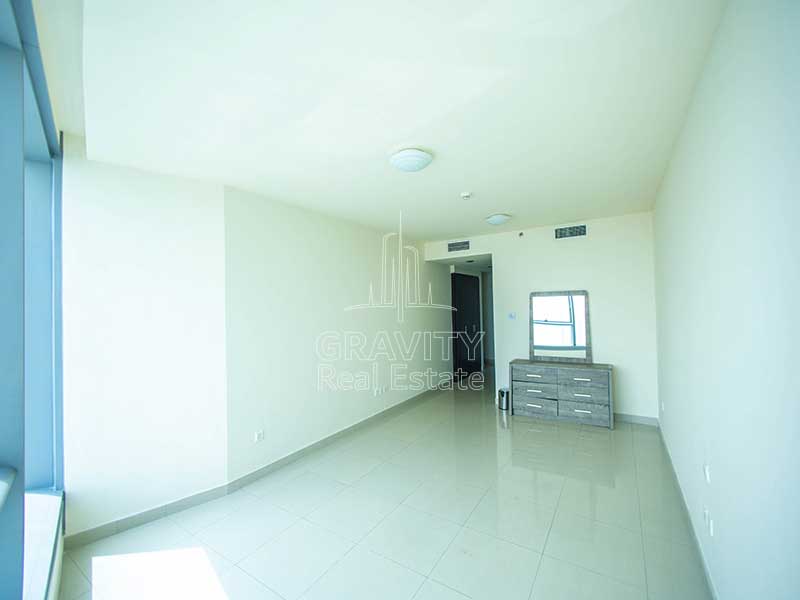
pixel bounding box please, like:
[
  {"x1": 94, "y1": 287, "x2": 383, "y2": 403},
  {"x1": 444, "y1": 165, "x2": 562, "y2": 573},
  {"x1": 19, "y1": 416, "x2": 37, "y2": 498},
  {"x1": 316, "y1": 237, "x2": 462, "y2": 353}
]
[{"x1": 510, "y1": 358, "x2": 613, "y2": 371}]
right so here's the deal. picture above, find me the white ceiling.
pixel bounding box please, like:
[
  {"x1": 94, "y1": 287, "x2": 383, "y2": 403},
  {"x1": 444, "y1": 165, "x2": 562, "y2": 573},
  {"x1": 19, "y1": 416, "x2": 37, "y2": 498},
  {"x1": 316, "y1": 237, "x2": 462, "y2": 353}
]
[
  {"x1": 36, "y1": 0, "x2": 725, "y2": 240},
  {"x1": 33, "y1": 0, "x2": 85, "y2": 136}
]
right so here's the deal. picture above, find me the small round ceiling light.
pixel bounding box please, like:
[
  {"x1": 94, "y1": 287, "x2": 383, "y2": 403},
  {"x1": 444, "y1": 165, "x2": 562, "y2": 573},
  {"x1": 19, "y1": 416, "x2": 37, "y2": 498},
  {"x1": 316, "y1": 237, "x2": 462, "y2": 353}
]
[
  {"x1": 390, "y1": 148, "x2": 433, "y2": 172},
  {"x1": 486, "y1": 213, "x2": 511, "y2": 226}
]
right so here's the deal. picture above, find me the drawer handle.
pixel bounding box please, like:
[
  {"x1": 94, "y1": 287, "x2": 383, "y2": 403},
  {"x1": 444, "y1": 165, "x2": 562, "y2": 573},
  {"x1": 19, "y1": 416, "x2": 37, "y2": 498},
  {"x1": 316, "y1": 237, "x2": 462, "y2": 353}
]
[
  {"x1": 574, "y1": 409, "x2": 592, "y2": 414},
  {"x1": 526, "y1": 403, "x2": 543, "y2": 409},
  {"x1": 574, "y1": 393, "x2": 592, "y2": 398},
  {"x1": 527, "y1": 389, "x2": 542, "y2": 393},
  {"x1": 526, "y1": 374, "x2": 542, "y2": 378},
  {"x1": 574, "y1": 377, "x2": 591, "y2": 382}
]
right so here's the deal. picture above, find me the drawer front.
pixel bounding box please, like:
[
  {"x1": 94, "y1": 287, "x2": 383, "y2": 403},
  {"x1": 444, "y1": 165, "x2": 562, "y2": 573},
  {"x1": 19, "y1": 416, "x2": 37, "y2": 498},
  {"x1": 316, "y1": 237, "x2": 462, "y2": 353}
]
[
  {"x1": 512, "y1": 364, "x2": 558, "y2": 384},
  {"x1": 512, "y1": 381, "x2": 559, "y2": 401},
  {"x1": 513, "y1": 397, "x2": 558, "y2": 418},
  {"x1": 558, "y1": 383, "x2": 610, "y2": 405},
  {"x1": 558, "y1": 400, "x2": 610, "y2": 426},
  {"x1": 558, "y1": 368, "x2": 609, "y2": 388}
]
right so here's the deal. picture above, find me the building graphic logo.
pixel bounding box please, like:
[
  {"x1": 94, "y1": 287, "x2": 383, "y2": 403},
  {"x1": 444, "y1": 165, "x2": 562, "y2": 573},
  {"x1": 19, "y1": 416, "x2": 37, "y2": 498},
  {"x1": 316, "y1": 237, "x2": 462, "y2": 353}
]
[
  {"x1": 345, "y1": 212, "x2": 454, "y2": 323},
  {"x1": 317, "y1": 212, "x2": 483, "y2": 393}
]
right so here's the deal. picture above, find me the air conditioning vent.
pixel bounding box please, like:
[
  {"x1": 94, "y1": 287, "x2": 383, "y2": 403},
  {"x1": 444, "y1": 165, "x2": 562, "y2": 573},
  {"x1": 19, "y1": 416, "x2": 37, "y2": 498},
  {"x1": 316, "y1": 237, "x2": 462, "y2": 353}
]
[
  {"x1": 555, "y1": 225, "x2": 587, "y2": 239},
  {"x1": 448, "y1": 240, "x2": 470, "y2": 252}
]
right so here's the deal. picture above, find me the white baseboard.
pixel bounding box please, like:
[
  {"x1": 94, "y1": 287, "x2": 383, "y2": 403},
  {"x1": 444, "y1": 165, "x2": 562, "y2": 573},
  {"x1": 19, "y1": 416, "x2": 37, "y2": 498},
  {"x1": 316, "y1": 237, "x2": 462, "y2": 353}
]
[
  {"x1": 658, "y1": 429, "x2": 719, "y2": 600},
  {"x1": 64, "y1": 386, "x2": 440, "y2": 548},
  {"x1": 614, "y1": 412, "x2": 659, "y2": 427}
]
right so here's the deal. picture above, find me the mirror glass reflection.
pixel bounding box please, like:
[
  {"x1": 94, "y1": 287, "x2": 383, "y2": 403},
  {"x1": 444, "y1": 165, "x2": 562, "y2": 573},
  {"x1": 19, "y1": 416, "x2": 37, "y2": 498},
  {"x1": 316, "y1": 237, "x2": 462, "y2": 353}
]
[{"x1": 530, "y1": 292, "x2": 591, "y2": 361}]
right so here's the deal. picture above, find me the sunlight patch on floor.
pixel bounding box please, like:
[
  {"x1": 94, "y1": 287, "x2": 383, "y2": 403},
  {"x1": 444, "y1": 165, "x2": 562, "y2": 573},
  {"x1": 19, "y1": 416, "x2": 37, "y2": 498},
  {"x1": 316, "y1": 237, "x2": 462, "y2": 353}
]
[{"x1": 92, "y1": 547, "x2": 227, "y2": 600}]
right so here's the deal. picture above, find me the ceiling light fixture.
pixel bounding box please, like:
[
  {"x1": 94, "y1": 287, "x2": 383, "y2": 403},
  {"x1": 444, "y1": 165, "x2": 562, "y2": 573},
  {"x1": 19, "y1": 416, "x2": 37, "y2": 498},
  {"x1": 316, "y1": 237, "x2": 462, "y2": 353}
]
[
  {"x1": 390, "y1": 148, "x2": 433, "y2": 172},
  {"x1": 486, "y1": 213, "x2": 511, "y2": 226}
]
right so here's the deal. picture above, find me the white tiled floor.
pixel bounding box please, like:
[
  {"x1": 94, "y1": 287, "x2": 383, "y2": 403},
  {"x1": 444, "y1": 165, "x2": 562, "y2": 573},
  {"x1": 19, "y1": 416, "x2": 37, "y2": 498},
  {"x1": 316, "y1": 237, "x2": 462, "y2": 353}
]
[{"x1": 59, "y1": 383, "x2": 712, "y2": 600}]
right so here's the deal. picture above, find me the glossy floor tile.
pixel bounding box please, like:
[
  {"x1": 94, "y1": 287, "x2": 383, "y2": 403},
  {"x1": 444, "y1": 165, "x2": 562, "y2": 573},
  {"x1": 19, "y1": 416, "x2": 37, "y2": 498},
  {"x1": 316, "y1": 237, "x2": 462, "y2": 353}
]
[
  {"x1": 466, "y1": 485, "x2": 556, "y2": 551},
  {"x1": 68, "y1": 517, "x2": 195, "y2": 581},
  {"x1": 363, "y1": 504, "x2": 461, "y2": 575},
  {"x1": 238, "y1": 520, "x2": 353, "y2": 599},
  {"x1": 643, "y1": 535, "x2": 713, "y2": 600},
  {"x1": 402, "y1": 479, "x2": 487, "y2": 525},
  {"x1": 266, "y1": 471, "x2": 347, "y2": 517},
  {"x1": 556, "y1": 476, "x2": 641, "y2": 532},
  {"x1": 302, "y1": 546, "x2": 424, "y2": 600},
  {"x1": 61, "y1": 383, "x2": 712, "y2": 600},
  {"x1": 168, "y1": 489, "x2": 259, "y2": 535},
  {"x1": 352, "y1": 461, "x2": 427, "y2": 502},
  {"x1": 58, "y1": 554, "x2": 90, "y2": 600},
  {"x1": 531, "y1": 556, "x2": 646, "y2": 600},
  {"x1": 309, "y1": 447, "x2": 384, "y2": 484},
  {"x1": 217, "y1": 567, "x2": 284, "y2": 600},
  {"x1": 193, "y1": 501, "x2": 298, "y2": 563},
  {"x1": 431, "y1": 527, "x2": 541, "y2": 600},
  {"x1": 545, "y1": 510, "x2": 646, "y2": 587},
  {"x1": 306, "y1": 486, "x2": 400, "y2": 542},
  {"x1": 414, "y1": 579, "x2": 472, "y2": 600}
]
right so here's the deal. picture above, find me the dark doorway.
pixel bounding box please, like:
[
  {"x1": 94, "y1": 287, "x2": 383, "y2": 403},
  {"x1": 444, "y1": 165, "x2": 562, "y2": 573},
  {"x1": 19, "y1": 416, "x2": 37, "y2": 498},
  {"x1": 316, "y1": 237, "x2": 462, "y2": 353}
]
[{"x1": 451, "y1": 273, "x2": 482, "y2": 376}]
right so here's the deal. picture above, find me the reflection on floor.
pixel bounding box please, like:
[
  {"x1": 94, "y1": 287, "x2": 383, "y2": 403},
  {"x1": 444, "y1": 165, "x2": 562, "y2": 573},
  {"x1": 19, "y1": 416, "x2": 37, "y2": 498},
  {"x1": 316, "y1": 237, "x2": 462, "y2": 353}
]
[{"x1": 60, "y1": 383, "x2": 712, "y2": 600}]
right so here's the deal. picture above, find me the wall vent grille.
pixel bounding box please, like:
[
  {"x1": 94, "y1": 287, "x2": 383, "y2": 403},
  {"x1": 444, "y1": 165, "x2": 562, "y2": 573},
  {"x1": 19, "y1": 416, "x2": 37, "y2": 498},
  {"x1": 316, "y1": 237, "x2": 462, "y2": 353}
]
[
  {"x1": 448, "y1": 240, "x2": 470, "y2": 252},
  {"x1": 555, "y1": 225, "x2": 587, "y2": 239}
]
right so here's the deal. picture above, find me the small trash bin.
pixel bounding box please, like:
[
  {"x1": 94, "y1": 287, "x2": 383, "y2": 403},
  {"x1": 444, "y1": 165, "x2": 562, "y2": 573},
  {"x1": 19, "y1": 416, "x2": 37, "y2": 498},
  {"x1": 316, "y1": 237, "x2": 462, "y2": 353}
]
[{"x1": 498, "y1": 387, "x2": 510, "y2": 411}]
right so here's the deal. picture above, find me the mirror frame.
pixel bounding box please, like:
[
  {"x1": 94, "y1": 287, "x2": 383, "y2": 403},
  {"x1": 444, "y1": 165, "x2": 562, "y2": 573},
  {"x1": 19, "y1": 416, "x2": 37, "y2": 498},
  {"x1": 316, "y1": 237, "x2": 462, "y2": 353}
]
[{"x1": 529, "y1": 290, "x2": 593, "y2": 364}]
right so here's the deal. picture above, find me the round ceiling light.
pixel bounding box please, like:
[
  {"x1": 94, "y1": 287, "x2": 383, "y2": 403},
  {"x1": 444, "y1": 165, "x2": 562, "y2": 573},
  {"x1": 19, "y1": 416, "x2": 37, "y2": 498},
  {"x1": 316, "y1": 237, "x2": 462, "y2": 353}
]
[
  {"x1": 390, "y1": 148, "x2": 433, "y2": 172},
  {"x1": 486, "y1": 213, "x2": 511, "y2": 226}
]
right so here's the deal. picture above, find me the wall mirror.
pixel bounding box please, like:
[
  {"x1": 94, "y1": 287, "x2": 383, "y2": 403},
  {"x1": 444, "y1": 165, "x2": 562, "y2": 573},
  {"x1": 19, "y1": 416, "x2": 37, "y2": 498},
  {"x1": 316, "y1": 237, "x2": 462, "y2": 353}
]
[{"x1": 530, "y1": 290, "x2": 592, "y2": 363}]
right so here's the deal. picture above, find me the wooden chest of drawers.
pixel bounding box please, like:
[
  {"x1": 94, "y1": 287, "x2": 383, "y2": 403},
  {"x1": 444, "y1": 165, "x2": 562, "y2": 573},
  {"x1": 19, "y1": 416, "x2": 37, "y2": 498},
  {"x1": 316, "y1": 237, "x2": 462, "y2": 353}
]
[{"x1": 509, "y1": 359, "x2": 614, "y2": 428}]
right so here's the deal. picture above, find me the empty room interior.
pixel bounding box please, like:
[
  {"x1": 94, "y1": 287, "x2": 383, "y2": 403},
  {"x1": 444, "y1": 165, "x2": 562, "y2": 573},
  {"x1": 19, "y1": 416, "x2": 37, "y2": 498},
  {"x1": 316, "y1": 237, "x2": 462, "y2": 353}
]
[{"x1": 2, "y1": 1, "x2": 798, "y2": 599}]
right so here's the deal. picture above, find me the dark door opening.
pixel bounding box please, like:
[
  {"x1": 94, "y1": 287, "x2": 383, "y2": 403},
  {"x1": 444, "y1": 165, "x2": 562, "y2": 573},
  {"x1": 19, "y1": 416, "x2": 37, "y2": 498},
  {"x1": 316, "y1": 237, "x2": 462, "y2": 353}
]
[{"x1": 451, "y1": 273, "x2": 482, "y2": 376}]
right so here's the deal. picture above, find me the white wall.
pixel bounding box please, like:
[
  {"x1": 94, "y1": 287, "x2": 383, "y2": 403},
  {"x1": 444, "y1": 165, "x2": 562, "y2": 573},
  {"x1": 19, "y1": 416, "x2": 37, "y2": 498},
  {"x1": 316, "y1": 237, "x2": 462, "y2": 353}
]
[
  {"x1": 224, "y1": 188, "x2": 452, "y2": 480},
  {"x1": 426, "y1": 212, "x2": 658, "y2": 418},
  {"x1": 61, "y1": 143, "x2": 453, "y2": 531},
  {"x1": 653, "y1": 1, "x2": 800, "y2": 598},
  {"x1": 62, "y1": 135, "x2": 228, "y2": 534},
  {"x1": 481, "y1": 272, "x2": 495, "y2": 362}
]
